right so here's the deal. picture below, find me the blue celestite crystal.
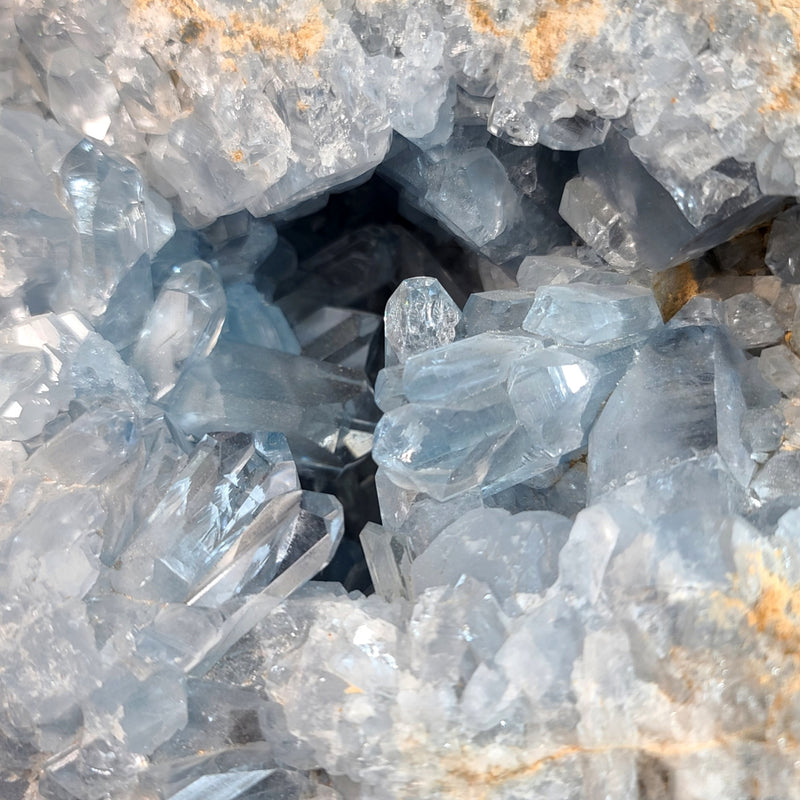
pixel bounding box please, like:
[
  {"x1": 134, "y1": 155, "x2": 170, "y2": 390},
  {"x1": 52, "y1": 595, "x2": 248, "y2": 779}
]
[{"x1": 4, "y1": 0, "x2": 800, "y2": 796}]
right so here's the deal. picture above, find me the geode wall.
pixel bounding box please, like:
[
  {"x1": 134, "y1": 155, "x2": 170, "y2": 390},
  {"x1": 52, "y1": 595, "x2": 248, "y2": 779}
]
[{"x1": 3, "y1": 1, "x2": 800, "y2": 798}]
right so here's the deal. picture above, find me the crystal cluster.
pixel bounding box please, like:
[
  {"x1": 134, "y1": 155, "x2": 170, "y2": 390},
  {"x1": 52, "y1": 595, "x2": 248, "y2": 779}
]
[{"x1": 4, "y1": 0, "x2": 800, "y2": 798}]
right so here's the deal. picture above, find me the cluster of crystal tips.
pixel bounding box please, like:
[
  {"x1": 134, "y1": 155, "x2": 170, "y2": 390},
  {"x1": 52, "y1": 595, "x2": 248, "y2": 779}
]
[
  {"x1": 123, "y1": 429, "x2": 345, "y2": 650},
  {"x1": 0, "y1": 423, "x2": 344, "y2": 782},
  {"x1": 113, "y1": 431, "x2": 309, "y2": 607},
  {"x1": 373, "y1": 276, "x2": 664, "y2": 501}
]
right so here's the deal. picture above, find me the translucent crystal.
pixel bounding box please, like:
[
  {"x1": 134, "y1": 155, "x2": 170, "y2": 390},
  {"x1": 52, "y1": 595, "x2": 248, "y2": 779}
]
[
  {"x1": 401, "y1": 333, "x2": 540, "y2": 410},
  {"x1": 205, "y1": 213, "x2": 278, "y2": 285},
  {"x1": 381, "y1": 132, "x2": 520, "y2": 248},
  {"x1": 373, "y1": 365, "x2": 406, "y2": 413},
  {"x1": 750, "y1": 451, "x2": 800, "y2": 502},
  {"x1": 121, "y1": 672, "x2": 188, "y2": 755},
  {"x1": 557, "y1": 505, "x2": 620, "y2": 604},
  {"x1": 55, "y1": 138, "x2": 175, "y2": 319},
  {"x1": 372, "y1": 401, "x2": 518, "y2": 500},
  {"x1": 410, "y1": 507, "x2": 571, "y2": 604},
  {"x1": 374, "y1": 466, "x2": 483, "y2": 551},
  {"x1": 97, "y1": 254, "x2": 154, "y2": 352},
  {"x1": 166, "y1": 339, "x2": 377, "y2": 467},
  {"x1": 0, "y1": 311, "x2": 90, "y2": 441},
  {"x1": 558, "y1": 132, "x2": 697, "y2": 271},
  {"x1": 384, "y1": 277, "x2": 461, "y2": 366},
  {"x1": 740, "y1": 407, "x2": 784, "y2": 463},
  {"x1": 46, "y1": 49, "x2": 119, "y2": 141},
  {"x1": 766, "y1": 205, "x2": 800, "y2": 284},
  {"x1": 132, "y1": 260, "x2": 226, "y2": 399},
  {"x1": 507, "y1": 349, "x2": 600, "y2": 456},
  {"x1": 723, "y1": 293, "x2": 785, "y2": 350},
  {"x1": 461, "y1": 289, "x2": 538, "y2": 335},
  {"x1": 111, "y1": 432, "x2": 300, "y2": 606},
  {"x1": 759, "y1": 344, "x2": 800, "y2": 397},
  {"x1": 589, "y1": 326, "x2": 753, "y2": 499},
  {"x1": 522, "y1": 282, "x2": 663, "y2": 349},
  {"x1": 668, "y1": 295, "x2": 725, "y2": 328},
  {"x1": 515, "y1": 254, "x2": 586, "y2": 290},
  {"x1": 222, "y1": 282, "x2": 300, "y2": 355},
  {"x1": 359, "y1": 522, "x2": 415, "y2": 602},
  {"x1": 179, "y1": 490, "x2": 345, "y2": 676}
]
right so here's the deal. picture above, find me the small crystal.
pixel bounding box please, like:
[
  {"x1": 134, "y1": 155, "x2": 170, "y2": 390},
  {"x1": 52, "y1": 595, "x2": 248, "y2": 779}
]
[
  {"x1": 766, "y1": 205, "x2": 800, "y2": 284},
  {"x1": 166, "y1": 340, "x2": 377, "y2": 466},
  {"x1": 222, "y1": 282, "x2": 300, "y2": 355},
  {"x1": 384, "y1": 277, "x2": 461, "y2": 366},
  {"x1": 132, "y1": 260, "x2": 226, "y2": 399},
  {"x1": 508, "y1": 349, "x2": 600, "y2": 456},
  {"x1": 723, "y1": 293, "x2": 784, "y2": 350},
  {"x1": 359, "y1": 522, "x2": 416, "y2": 602},
  {"x1": 462, "y1": 289, "x2": 538, "y2": 335}
]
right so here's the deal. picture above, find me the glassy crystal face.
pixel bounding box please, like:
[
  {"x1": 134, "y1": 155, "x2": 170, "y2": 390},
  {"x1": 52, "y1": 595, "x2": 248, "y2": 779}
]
[
  {"x1": 5, "y1": 0, "x2": 800, "y2": 796},
  {"x1": 383, "y1": 276, "x2": 462, "y2": 366}
]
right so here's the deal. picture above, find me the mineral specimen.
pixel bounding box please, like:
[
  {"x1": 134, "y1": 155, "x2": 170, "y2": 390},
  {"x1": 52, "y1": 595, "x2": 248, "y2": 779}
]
[{"x1": 3, "y1": 0, "x2": 800, "y2": 797}]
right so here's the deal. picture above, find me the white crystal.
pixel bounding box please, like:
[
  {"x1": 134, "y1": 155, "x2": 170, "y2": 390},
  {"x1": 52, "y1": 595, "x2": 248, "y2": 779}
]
[{"x1": 384, "y1": 277, "x2": 461, "y2": 366}]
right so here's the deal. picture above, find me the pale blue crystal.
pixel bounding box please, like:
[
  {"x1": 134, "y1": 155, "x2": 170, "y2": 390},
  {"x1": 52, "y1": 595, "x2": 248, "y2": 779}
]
[
  {"x1": 589, "y1": 326, "x2": 753, "y2": 500},
  {"x1": 222, "y1": 282, "x2": 300, "y2": 355},
  {"x1": 411, "y1": 508, "x2": 571, "y2": 603},
  {"x1": 132, "y1": 260, "x2": 226, "y2": 399},
  {"x1": 110, "y1": 432, "x2": 299, "y2": 606},
  {"x1": 372, "y1": 401, "x2": 518, "y2": 500},
  {"x1": 461, "y1": 290, "x2": 538, "y2": 335},
  {"x1": 507, "y1": 350, "x2": 600, "y2": 457},
  {"x1": 166, "y1": 339, "x2": 377, "y2": 466},
  {"x1": 723, "y1": 293, "x2": 785, "y2": 350},
  {"x1": 56, "y1": 138, "x2": 174, "y2": 319},
  {"x1": 401, "y1": 333, "x2": 540, "y2": 410},
  {"x1": 359, "y1": 522, "x2": 415, "y2": 603},
  {"x1": 522, "y1": 282, "x2": 663, "y2": 350}
]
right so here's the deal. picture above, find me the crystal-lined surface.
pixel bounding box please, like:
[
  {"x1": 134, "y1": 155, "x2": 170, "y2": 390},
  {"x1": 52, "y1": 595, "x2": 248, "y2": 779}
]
[{"x1": 5, "y1": 0, "x2": 800, "y2": 796}]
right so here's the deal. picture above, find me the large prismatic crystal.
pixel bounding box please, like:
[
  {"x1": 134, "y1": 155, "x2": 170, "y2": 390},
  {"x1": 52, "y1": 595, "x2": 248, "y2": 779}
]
[{"x1": 4, "y1": 0, "x2": 800, "y2": 797}]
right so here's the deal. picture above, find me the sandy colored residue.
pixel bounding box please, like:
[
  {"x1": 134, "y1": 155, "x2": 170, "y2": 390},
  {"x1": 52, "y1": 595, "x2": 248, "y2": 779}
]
[
  {"x1": 522, "y1": 0, "x2": 607, "y2": 82},
  {"x1": 436, "y1": 736, "x2": 741, "y2": 799},
  {"x1": 464, "y1": 0, "x2": 607, "y2": 83},
  {"x1": 765, "y1": 0, "x2": 800, "y2": 47},
  {"x1": 130, "y1": 0, "x2": 326, "y2": 61},
  {"x1": 756, "y1": 0, "x2": 800, "y2": 111},
  {"x1": 742, "y1": 550, "x2": 800, "y2": 654},
  {"x1": 652, "y1": 262, "x2": 700, "y2": 322},
  {"x1": 222, "y1": 9, "x2": 326, "y2": 61},
  {"x1": 441, "y1": 745, "x2": 582, "y2": 795},
  {"x1": 737, "y1": 550, "x2": 800, "y2": 741},
  {"x1": 762, "y1": 72, "x2": 800, "y2": 112},
  {"x1": 466, "y1": 0, "x2": 506, "y2": 37},
  {"x1": 385, "y1": 547, "x2": 800, "y2": 800},
  {"x1": 442, "y1": 552, "x2": 800, "y2": 798},
  {"x1": 712, "y1": 548, "x2": 800, "y2": 656}
]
